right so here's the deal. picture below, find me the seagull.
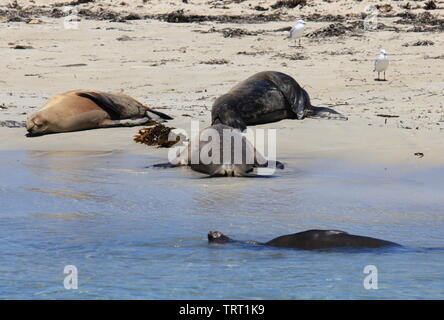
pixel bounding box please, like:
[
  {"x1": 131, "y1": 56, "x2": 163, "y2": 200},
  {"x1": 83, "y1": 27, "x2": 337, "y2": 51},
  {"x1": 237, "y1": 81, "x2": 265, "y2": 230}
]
[
  {"x1": 287, "y1": 19, "x2": 305, "y2": 47},
  {"x1": 374, "y1": 49, "x2": 389, "y2": 81}
]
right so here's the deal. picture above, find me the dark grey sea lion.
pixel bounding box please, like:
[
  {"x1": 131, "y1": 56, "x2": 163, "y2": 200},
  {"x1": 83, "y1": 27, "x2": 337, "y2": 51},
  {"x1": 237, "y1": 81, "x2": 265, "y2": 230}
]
[
  {"x1": 211, "y1": 71, "x2": 347, "y2": 131},
  {"x1": 155, "y1": 123, "x2": 284, "y2": 177},
  {"x1": 208, "y1": 229, "x2": 400, "y2": 250},
  {"x1": 26, "y1": 90, "x2": 173, "y2": 136}
]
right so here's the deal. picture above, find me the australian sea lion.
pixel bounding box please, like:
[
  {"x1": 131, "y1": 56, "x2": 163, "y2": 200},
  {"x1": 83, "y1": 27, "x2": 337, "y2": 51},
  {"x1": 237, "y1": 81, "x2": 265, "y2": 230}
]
[
  {"x1": 211, "y1": 71, "x2": 347, "y2": 131},
  {"x1": 26, "y1": 90, "x2": 173, "y2": 136},
  {"x1": 155, "y1": 123, "x2": 284, "y2": 177},
  {"x1": 208, "y1": 229, "x2": 400, "y2": 250}
]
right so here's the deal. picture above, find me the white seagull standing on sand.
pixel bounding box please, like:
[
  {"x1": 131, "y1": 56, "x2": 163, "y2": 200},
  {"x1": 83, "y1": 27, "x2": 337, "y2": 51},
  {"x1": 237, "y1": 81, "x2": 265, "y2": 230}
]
[
  {"x1": 287, "y1": 19, "x2": 305, "y2": 47},
  {"x1": 374, "y1": 49, "x2": 389, "y2": 81}
]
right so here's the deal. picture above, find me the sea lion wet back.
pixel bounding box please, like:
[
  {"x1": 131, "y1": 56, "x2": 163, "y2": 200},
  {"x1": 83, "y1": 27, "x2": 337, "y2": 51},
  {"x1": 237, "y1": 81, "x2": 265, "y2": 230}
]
[
  {"x1": 26, "y1": 90, "x2": 173, "y2": 136},
  {"x1": 155, "y1": 123, "x2": 284, "y2": 177},
  {"x1": 208, "y1": 229, "x2": 400, "y2": 250},
  {"x1": 211, "y1": 71, "x2": 347, "y2": 131}
]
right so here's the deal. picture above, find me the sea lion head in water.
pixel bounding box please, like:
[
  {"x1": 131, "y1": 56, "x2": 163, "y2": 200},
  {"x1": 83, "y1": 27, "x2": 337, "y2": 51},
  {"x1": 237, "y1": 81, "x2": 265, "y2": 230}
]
[
  {"x1": 208, "y1": 229, "x2": 400, "y2": 250},
  {"x1": 163, "y1": 123, "x2": 284, "y2": 177},
  {"x1": 211, "y1": 71, "x2": 347, "y2": 131},
  {"x1": 26, "y1": 90, "x2": 172, "y2": 136}
]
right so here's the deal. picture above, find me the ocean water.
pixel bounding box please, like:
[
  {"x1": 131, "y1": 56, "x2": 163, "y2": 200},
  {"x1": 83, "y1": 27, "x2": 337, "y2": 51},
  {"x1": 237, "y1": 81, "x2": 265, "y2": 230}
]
[{"x1": 0, "y1": 150, "x2": 443, "y2": 299}]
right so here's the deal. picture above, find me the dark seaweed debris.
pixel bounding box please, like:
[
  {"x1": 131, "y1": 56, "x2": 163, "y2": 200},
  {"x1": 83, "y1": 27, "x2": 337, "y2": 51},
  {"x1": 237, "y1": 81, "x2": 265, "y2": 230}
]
[
  {"x1": 375, "y1": 4, "x2": 392, "y2": 13},
  {"x1": 271, "y1": 0, "x2": 307, "y2": 9},
  {"x1": 155, "y1": 10, "x2": 282, "y2": 24},
  {"x1": 349, "y1": 20, "x2": 399, "y2": 32},
  {"x1": 274, "y1": 53, "x2": 307, "y2": 60},
  {"x1": 307, "y1": 23, "x2": 355, "y2": 38},
  {"x1": 195, "y1": 27, "x2": 258, "y2": 38},
  {"x1": 220, "y1": 27, "x2": 258, "y2": 37},
  {"x1": 53, "y1": 0, "x2": 96, "y2": 6},
  {"x1": 424, "y1": 0, "x2": 437, "y2": 10},
  {"x1": 403, "y1": 40, "x2": 434, "y2": 47},
  {"x1": 0, "y1": 120, "x2": 26, "y2": 128},
  {"x1": 0, "y1": 4, "x2": 356, "y2": 25},
  {"x1": 134, "y1": 123, "x2": 178, "y2": 148},
  {"x1": 11, "y1": 44, "x2": 33, "y2": 49},
  {"x1": 395, "y1": 11, "x2": 444, "y2": 31},
  {"x1": 304, "y1": 13, "x2": 346, "y2": 22},
  {"x1": 200, "y1": 59, "x2": 229, "y2": 65}
]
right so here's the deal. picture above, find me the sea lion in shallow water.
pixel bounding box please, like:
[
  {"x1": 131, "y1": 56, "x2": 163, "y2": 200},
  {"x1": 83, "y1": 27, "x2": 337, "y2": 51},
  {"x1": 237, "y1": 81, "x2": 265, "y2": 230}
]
[
  {"x1": 155, "y1": 123, "x2": 284, "y2": 177},
  {"x1": 26, "y1": 90, "x2": 173, "y2": 136},
  {"x1": 211, "y1": 71, "x2": 347, "y2": 131},
  {"x1": 208, "y1": 229, "x2": 400, "y2": 250}
]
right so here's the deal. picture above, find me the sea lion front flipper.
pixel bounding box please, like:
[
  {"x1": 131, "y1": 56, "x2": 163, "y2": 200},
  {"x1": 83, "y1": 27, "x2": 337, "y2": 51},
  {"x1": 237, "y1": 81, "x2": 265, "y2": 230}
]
[
  {"x1": 98, "y1": 117, "x2": 151, "y2": 128},
  {"x1": 212, "y1": 109, "x2": 247, "y2": 131},
  {"x1": 308, "y1": 106, "x2": 348, "y2": 121},
  {"x1": 292, "y1": 87, "x2": 311, "y2": 119},
  {"x1": 77, "y1": 91, "x2": 122, "y2": 119},
  {"x1": 152, "y1": 162, "x2": 182, "y2": 168}
]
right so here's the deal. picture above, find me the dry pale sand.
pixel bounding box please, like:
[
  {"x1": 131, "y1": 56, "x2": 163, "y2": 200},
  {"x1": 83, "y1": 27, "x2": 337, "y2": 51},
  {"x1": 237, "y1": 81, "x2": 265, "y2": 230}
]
[{"x1": 1, "y1": 0, "x2": 444, "y2": 166}]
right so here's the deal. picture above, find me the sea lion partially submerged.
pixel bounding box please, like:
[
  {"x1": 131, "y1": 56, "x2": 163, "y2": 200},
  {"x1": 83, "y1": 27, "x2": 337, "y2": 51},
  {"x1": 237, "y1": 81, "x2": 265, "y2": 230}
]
[
  {"x1": 26, "y1": 90, "x2": 173, "y2": 136},
  {"x1": 208, "y1": 229, "x2": 400, "y2": 250},
  {"x1": 211, "y1": 71, "x2": 347, "y2": 131},
  {"x1": 155, "y1": 123, "x2": 284, "y2": 177}
]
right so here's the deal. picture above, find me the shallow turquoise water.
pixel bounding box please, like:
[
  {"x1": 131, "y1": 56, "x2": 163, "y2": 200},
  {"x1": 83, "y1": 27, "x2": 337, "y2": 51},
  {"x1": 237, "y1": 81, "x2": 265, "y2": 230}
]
[{"x1": 0, "y1": 150, "x2": 443, "y2": 299}]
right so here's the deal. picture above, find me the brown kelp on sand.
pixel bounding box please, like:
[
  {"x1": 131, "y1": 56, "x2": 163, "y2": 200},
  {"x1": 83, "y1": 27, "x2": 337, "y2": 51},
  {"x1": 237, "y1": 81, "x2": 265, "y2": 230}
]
[{"x1": 134, "y1": 123, "x2": 179, "y2": 148}]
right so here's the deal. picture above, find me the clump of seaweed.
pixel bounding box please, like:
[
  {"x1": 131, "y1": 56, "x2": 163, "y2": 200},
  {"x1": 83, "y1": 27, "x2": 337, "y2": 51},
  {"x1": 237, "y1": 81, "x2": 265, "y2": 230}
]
[
  {"x1": 424, "y1": 0, "x2": 437, "y2": 10},
  {"x1": 307, "y1": 23, "x2": 354, "y2": 38},
  {"x1": 395, "y1": 11, "x2": 444, "y2": 31},
  {"x1": 0, "y1": 120, "x2": 26, "y2": 128},
  {"x1": 274, "y1": 52, "x2": 307, "y2": 60},
  {"x1": 271, "y1": 0, "x2": 307, "y2": 9},
  {"x1": 194, "y1": 27, "x2": 258, "y2": 38},
  {"x1": 403, "y1": 40, "x2": 434, "y2": 47},
  {"x1": 134, "y1": 123, "x2": 179, "y2": 148},
  {"x1": 219, "y1": 27, "x2": 258, "y2": 38},
  {"x1": 200, "y1": 59, "x2": 229, "y2": 65}
]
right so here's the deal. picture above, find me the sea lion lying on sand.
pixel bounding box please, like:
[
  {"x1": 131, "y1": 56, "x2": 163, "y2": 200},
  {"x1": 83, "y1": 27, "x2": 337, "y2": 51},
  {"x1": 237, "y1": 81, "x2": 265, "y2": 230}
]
[
  {"x1": 154, "y1": 123, "x2": 284, "y2": 177},
  {"x1": 208, "y1": 229, "x2": 400, "y2": 250},
  {"x1": 26, "y1": 90, "x2": 172, "y2": 136},
  {"x1": 211, "y1": 71, "x2": 347, "y2": 131}
]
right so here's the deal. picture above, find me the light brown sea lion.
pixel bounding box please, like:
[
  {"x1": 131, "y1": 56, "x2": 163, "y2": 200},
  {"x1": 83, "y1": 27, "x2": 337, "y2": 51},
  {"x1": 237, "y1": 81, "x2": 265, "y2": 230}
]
[
  {"x1": 26, "y1": 90, "x2": 173, "y2": 136},
  {"x1": 155, "y1": 123, "x2": 284, "y2": 177}
]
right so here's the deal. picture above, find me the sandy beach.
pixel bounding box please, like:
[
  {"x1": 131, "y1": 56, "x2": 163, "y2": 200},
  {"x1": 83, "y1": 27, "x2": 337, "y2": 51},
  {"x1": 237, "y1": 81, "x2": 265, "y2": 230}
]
[{"x1": 1, "y1": 0, "x2": 444, "y2": 165}]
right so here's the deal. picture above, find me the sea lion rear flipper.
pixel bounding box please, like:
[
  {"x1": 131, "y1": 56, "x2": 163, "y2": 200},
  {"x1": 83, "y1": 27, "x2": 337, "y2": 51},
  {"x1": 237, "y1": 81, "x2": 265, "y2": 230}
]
[
  {"x1": 145, "y1": 109, "x2": 174, "y2": 122},
  {"x1": 152, "y1": 162, "x2": 181, "y2": 168},
  {"x1": 256, "y1": 160, "x2": 284, "y2": 170},
  {"x1": 77, "y1": 91, "x2": 122, "y2": 119}
]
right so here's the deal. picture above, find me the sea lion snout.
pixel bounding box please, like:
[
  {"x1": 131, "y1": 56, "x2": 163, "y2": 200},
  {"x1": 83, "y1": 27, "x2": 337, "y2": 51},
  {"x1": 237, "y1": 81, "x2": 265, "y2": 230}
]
[
  {"x1": 210, "y1": 164, "x2": 243, "y2": 177},
  {"x1": 26, "y1": 114, "x2": 48, "y2": 135},
  {"x1": 208, "y1": 231, "x2": 231, "y2": 243}
]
